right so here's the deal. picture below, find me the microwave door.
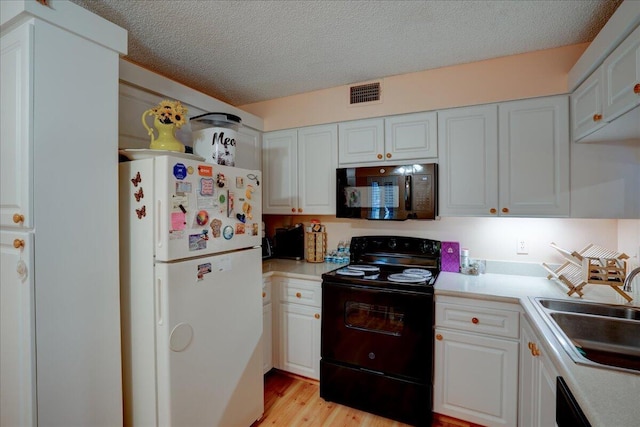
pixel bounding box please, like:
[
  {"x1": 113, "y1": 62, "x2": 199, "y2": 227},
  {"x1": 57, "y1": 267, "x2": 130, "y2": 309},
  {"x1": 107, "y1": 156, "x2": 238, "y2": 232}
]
[{"x1": 366, "y1": 176, "x2": 401, "y2": 220}]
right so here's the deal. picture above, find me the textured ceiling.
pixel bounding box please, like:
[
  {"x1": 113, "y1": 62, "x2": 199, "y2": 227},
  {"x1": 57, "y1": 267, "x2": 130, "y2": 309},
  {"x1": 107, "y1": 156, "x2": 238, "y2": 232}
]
[{"x1": 70, "y1": 0, "x2": 622, "y2": 106}]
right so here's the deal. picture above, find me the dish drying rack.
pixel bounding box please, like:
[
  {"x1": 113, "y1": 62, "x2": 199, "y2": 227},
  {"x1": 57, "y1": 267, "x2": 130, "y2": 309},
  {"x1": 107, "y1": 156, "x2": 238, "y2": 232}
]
[{"x1": 542, "y1": 242, "x2": 632, "y2": 302}]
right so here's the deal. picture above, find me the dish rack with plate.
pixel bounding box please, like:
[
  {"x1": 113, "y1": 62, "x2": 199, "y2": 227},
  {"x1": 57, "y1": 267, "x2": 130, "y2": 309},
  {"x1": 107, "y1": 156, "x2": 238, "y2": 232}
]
[{"x1": 542, "y1": 242, "x2": 632, "y2": 302}]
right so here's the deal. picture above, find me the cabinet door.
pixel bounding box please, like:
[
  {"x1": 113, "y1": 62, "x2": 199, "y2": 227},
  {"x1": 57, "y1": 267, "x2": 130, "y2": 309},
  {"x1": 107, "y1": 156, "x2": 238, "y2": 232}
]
[
  {"x1": 262, "y1": 302, "x2": 273, "y2": 374},
  {"x1": 1, "y1": 231, "x2": 36, "y2": 427},
  {"x1": 298, "y1": 124, "x2": 338, "y2": 215},
  {"x1": 572, "y1": 68, "x2": 606, "y2": 142},
  {"x1": 520, "y1": 317, "x2": 559, "y2": 427},
  {"x1": 236, "y1": 126, "x2": 262, "y2": 171},
  {"x1": 338, "y1": 118, "x2": 384, "y2": 165},
  {"x1": 279, "y1": 303, "x2": 321, "y2": 380},
  {"x1": 434, "y1": 328, "x2": 518, "y2": 427},
  {"x1": 263, "y1": 129, "x2": 298, "y2": 214},
  {"x1": 499, "y1": 96, "x2": 570, "y2": 217},
  {"x1": 437, "y1": 105, "x2": 498, "y2": 216},
  {"x1": 384, "y1": 111, "x2": 437, "y2": 162},
  {"x1": 0, "y1": 23, "x2": 32, "y2": 229},
  {"x1": 602, "y1": 25, "x2": 640, "y2": 122}
]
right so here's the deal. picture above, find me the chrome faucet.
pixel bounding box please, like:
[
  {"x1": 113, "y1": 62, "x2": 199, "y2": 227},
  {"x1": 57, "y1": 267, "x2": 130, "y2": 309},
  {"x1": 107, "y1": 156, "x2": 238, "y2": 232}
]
[{"x1": 623, "y1": 267, "x2": 640, "y2": 292}]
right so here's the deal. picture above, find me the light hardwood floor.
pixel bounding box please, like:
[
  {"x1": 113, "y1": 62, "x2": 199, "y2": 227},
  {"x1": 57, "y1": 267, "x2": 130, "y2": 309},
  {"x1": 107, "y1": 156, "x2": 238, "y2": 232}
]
[{"x1": 252, "y1": 370, "x2": 483, "y2": 427}]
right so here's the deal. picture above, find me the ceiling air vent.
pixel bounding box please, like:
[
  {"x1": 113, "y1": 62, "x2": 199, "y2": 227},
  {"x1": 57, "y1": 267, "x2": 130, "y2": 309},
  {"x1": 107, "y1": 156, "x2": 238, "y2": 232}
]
[{"x1": 350, "y1": 82, "x2": 381, "y2": 105}]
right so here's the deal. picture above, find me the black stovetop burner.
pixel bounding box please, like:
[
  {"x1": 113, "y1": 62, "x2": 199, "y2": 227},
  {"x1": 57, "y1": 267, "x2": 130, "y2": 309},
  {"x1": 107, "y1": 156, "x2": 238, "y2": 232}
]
[{"x1": 322, "y1": 235, "x2": 441, "y2": 293}]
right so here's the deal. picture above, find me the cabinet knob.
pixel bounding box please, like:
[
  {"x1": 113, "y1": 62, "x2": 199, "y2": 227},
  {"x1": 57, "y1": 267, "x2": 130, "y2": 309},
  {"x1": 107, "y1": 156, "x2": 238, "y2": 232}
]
[
  {"x1": 13, "y1": 239, "x2": 25, "y2": 249},
  {"x1": 435, "y1": 334, "x2": 443, "y2": 341},
  {"x1": 490, "y1": 208, "x2": 497, "y2": 214},
  {"x1": 297, "y1": 208, "x2": 303, "y2": 213},
  {"x1": 13, "y1": 213, "x2": 25, "y2": 224},
  {"x1": 501, "y1": 207, "x2": 509, "y2": 214},
  {"x1": 471, "y1": 317, "x2": 479, "y2": 324},
  {"x1": 291, "y1": 208, "x2": 296, "y2": 213},
  {"x1": 314, "y1": 313, "x2": 320, "y2": 319},
  {"x1": 377, "y1": 154, "x2": 383, "y2": 160},
  {"x1": 634, "y1": 83, "x2": 640, "y2": 94},
  {"x1": 295, "y1": 292, "x2": 302, "y2": 298},
  {"x1": 528, "y1": 342, "x2": 540, "y2": 357},
  {"x1": 262, "y1": 292, "x2": 266, "y2": 298},
  {"x1": 386, "y1": 153, "x2": 392, "y2": 159},
  {"x1": 593, "y1": 113, "x2": 602, "y2": 122}
]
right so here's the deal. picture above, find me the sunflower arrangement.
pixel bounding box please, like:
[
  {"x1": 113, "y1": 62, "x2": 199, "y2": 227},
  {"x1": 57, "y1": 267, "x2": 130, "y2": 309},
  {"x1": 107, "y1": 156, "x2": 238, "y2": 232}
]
[{"x1": 149, "y1": 100, "x2": 188, "y2": 128}]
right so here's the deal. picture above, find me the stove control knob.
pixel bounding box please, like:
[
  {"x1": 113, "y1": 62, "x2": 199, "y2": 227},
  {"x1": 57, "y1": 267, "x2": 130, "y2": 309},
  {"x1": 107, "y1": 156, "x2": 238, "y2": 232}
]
[
  {"x1": 388, "y1": 239, "x2": 397, "y2": 250},
  {"x1": 368, "y1": 352, "x2": 376, "y2": 360},
  {"x1": 420, "y1": 241, "x2": 432, "y2": 254}
]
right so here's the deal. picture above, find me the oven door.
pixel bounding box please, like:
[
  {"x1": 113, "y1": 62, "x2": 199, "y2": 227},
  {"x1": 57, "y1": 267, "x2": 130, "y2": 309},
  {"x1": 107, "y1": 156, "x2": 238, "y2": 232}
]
[{"x1": 321, "y1": 281, "x2": 433, "y2": 382}]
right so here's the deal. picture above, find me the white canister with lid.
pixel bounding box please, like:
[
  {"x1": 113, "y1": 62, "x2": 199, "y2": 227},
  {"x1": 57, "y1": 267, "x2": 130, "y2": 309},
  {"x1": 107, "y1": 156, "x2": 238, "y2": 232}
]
[
  {"x1": 460, "y1": 248, "x2": 470, "y2": 269},
  {"x1": 191, "y1": 113, "x2": 241, "y2": 166}
]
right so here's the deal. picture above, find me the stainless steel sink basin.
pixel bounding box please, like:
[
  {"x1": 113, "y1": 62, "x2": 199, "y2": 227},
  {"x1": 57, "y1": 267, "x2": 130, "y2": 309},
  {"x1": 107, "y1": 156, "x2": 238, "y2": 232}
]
[
  {"x1": 538, "y1": 298, "x2": 640, "y2": 320},
  {"x1": 532, "y1": 297, "x2": 640, "y2": 374}
]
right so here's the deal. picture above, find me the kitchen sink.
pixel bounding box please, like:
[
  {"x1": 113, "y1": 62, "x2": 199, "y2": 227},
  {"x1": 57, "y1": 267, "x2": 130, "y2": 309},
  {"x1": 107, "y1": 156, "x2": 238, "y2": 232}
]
[
  {"x1": 532, "y1": 297, "x2": 640, "y2": 374},
  {"x1": 538, "y1": 298, "x2": 640, "y2": 320}
]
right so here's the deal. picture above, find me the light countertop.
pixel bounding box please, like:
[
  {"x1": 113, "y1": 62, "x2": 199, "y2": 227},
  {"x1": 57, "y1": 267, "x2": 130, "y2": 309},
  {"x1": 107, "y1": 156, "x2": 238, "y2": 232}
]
[{"x1": 264, "y1": 259, "x2": 640, "y2": 427}]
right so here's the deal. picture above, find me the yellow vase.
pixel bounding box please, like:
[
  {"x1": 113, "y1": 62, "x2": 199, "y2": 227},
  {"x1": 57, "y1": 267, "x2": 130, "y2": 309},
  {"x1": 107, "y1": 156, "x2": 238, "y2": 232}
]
[{"x1": 142, "y1": 111, "x2": 185, "y2": 153}]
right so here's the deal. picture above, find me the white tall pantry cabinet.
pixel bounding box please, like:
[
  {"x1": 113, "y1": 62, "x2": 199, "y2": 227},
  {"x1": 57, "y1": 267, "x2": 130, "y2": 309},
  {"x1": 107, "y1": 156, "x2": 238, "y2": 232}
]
[{"x1": 0, "y1": 2, "x2": 126, "y2": 426}]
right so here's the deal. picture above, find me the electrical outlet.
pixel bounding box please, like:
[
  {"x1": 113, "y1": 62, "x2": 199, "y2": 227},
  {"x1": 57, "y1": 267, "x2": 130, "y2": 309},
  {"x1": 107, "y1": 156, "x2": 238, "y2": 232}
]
[{"x1": 517, "y1": 238, "x2": 528, "y2": 255}]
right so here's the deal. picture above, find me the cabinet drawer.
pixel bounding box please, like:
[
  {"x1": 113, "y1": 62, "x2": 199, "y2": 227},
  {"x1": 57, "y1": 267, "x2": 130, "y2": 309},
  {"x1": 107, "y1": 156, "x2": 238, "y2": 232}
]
[
  {"x1": 262, "y1": 279, "x2": 271, "y2": 305},
  {"x1": 279, "y1": 278, "x2": 321, "y2": 307},
  {"x1": 436, "y1": 301, "x2": 520, "y2": 339}
]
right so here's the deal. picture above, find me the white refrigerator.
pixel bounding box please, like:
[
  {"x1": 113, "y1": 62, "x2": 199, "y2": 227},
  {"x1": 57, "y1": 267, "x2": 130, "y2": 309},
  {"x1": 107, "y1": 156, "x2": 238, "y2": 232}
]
[{"x1": 119, "y1": 154, "x2": 264, "y2": 426}]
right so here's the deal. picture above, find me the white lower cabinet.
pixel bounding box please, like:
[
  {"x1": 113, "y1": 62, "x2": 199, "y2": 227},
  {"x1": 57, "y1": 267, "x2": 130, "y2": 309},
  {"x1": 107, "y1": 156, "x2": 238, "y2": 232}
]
[
  {"x1": 519, "y1": 314, "x2": 559, "y2": 427},
  {"x1": 434, "y1": 296, "x2": 520, "y2": 427},
  {"x1": 262, "y1": 277, "x2": 273, "y2": 374},
  {"x1": 273, "y1": 277, "x2": 322, "y2": 380}
]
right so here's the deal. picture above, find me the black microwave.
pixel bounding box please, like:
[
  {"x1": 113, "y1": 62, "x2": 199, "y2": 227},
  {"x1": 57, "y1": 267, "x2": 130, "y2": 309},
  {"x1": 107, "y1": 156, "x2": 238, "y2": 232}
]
[{"x1": 336, "y1": 163, "x2": 438, "y2": 220}]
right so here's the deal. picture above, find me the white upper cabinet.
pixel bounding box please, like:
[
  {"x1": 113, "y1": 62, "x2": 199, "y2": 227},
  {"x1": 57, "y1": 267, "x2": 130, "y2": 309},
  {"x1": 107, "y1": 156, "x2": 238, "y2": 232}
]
[
  {"x1": 438, "y1": 96, "x2": 569, "y2": 217},
  {"x1": 338, "y1": 112, "x2": 437, "y2": 166},
  {"x1": 572, "y1": 68, "x2": 606, "y2": 142},
  {"x1": 338, "y1": 118, "x2": 385, "y2": 165},
  {"x1": 263, "y1": 124, "x2": 337, "y2": 215},
  {"x1": 602, "y1": 24, "x2": 640, "y2": 122},
  {"x1": 438, "y1": 105, "x2": 498, "y2": 216},
  {"x1": 498, "y1": 96, "x2": 570, "y2": 217}
]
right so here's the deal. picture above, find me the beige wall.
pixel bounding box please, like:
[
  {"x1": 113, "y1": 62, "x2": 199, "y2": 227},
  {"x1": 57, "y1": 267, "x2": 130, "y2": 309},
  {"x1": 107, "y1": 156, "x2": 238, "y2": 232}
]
[{"x1": 241, "y1": 43, "x2": 588, "y2": 131}]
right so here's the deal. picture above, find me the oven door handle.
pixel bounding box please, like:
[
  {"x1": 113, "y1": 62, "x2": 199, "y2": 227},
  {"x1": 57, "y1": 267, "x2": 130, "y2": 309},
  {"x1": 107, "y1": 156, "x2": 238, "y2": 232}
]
[{"x1": 405, "y1": 175, "x2": 412, "y2": 211}]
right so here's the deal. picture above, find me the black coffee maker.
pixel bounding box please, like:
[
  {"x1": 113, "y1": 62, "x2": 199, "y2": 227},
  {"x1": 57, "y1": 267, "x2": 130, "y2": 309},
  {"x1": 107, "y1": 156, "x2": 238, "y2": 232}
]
[{"x1": 273, "y1": 224, "x2": 305, "y2": 260}]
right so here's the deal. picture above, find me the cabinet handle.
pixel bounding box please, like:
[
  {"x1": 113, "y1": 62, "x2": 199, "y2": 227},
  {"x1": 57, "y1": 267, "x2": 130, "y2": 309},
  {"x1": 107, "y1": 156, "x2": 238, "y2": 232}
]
[
  {"x1": 386, "y1": 153, "x2": 392, "y2": 159},
  {"x1": 13, "y1": 213, "x2": 25, "y2": 224},
  {"x1": 502, "y1": 207, "x2": 509, "y2": 214},
  {"x1": 593, "y1": 114, "x2": 602, "y2": 122},
  {"x1": 295, "y1": 292, "x2": 302, "y2": 298},
  {"x1": 528, "y1": 342, "x2": 540, "y2": 357},
  {"x1": 377, "y1": 154, "x2": 383, "y2": 160},
  {"x1": 489, "y1": 208, "x2": 497, "y2": 214},
  {"x1": 471, "y1": 317, "x2": 479, "y2": 324},
  {"x1": 291, "y1": 208, "x2": 296, "y2": 213},
  {"x1": 634, "y1": 83, "x2": 640, "y2": 94},
  {"x1": 297, "y1": 208, "x2": 303, "y2": 213},
  {"x1": 314, "y1": 313, "x2": 320, "y2": 319},
  {"x1": 435, "y1": 334, "x2": 443, "y2": 341},
  {"x1": 262, "y1": 292, "x2": 266, "y2": 298},
  {"x1": 13, "y1": 239, "x2": 25, "y2": 249}
]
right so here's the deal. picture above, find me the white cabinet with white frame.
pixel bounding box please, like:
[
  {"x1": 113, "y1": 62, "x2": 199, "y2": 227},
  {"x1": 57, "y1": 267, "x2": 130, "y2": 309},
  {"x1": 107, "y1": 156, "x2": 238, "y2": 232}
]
[
  {"x1": 0, "y1": 3, "x2": 126, "y2": 425},
  {"x1": 519, "y1": 314, "x2": 559, "y2": 427},
  {"x1": 262, "y1": 277, "x2": 273, "y2": 374},
  {"x1": 273, "y1": 277, "x2": 322, "y2": 380},
  {"x1": 434, "y1": 296, "x2": 520, "y2": 427},
  {"x1": 498, "y1": 96, "x2": 570, "y2": 217},
  {"x1": 263, "y1": 124, "x2": 337, "y2": 215},
  {"x1": 602, "y1": 24, "x2": 640, "y2": 123},
  {"x1": 438, "y1": 96, "x2": 569, "y2": 217},
  {"x1": 338, "y1": 112, "x2": 437, "y2": 166},
  {"x1": 572, "y1": 68, "x2": 606, "y2": 142},
  {"x1": 438, "y1": 104, "x2": 498, "y2": 216}
]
